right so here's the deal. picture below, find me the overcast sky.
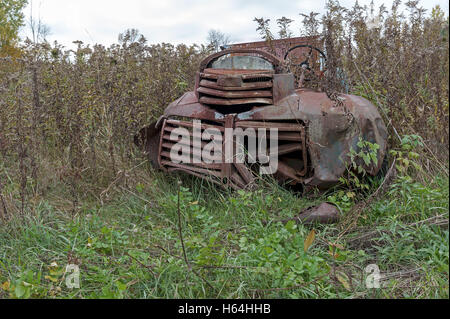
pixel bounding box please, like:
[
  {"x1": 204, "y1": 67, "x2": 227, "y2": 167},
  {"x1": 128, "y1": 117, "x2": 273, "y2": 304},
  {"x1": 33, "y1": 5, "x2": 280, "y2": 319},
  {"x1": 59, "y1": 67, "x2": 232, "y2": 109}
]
[{"x1": 20, "y1": 0, "x2": 449, "y2": 49}]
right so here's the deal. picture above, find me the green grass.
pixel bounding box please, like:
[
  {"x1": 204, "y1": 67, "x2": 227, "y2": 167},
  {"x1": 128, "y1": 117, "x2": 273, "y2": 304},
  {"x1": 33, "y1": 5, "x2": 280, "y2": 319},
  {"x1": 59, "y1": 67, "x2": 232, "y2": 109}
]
[{"x1": 0, "y1": 169, "x2": 448, "y2": 299}]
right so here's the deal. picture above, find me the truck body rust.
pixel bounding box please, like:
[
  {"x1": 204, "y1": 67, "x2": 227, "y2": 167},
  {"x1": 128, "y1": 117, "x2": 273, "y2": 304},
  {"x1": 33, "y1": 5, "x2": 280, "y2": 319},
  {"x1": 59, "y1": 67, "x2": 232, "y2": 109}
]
[{"x1": 136, "y1": 41, "x2": 388, "y2": 190}]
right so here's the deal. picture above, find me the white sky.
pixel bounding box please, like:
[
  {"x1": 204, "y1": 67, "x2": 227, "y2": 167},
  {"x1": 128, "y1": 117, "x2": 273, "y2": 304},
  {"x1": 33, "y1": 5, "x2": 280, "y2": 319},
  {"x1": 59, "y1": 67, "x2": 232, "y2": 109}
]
[{"x1": 20, "y1": 0, "x2": 449, "y2": 49}]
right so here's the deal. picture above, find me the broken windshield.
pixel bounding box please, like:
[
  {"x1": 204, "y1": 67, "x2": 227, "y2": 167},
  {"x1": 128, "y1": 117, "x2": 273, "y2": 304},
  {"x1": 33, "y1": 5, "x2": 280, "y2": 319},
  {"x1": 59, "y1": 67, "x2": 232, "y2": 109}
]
[{"x1": 210, "y1": 54, "x2": 274, "y2": 70}]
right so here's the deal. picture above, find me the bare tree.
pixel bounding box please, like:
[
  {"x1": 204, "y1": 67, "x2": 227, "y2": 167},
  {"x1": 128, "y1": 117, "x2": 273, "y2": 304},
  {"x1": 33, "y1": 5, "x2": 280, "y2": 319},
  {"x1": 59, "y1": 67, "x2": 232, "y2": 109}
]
[
  {"x1": 206, "y1": 29, "x2": 231, "y2": 52},
  {"x1": 28, "y1": 0, "x2": 51, "y2": 44}
]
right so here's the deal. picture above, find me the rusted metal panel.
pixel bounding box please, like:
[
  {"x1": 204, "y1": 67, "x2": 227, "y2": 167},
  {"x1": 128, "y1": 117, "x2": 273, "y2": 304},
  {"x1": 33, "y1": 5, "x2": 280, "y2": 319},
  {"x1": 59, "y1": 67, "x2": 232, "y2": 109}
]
[
  {"x1": 199, "y1": 96, "x2": 273, "y2": 106},
  {"x1": 197, "y1": 86, "x2": 272, "y2": 98},
  {"x1": 197, "y1": 68, "x2": 274, "y2": 107},
  {"x1": 273, "y1": 73, "x2": 295, "y2": 104},
  {"x1": 199, "y1": 79, "x2": 272, "y2": 91},
  {"x1": 230, "y1": 36, "x2": 322, "y2": 65},
  {"x1": 199, "y1": 48, "x2": 284, "y2": 72},
  {"x1": 202, "y1": 69, "x2": 274, "y2": 77},
  {"x1": 235, "y1": 121, "x2": 303, "y2": 131}
]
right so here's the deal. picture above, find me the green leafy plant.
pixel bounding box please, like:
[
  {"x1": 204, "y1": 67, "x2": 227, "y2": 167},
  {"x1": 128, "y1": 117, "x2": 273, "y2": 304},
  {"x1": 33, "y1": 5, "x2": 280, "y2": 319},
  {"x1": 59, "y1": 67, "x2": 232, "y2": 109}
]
[
  {"x1": 340, "y1": 137, "x2": 380, "y2": 191},
  {"x1": 390, "y1": 134, "x2": 423, "y2": 175}
]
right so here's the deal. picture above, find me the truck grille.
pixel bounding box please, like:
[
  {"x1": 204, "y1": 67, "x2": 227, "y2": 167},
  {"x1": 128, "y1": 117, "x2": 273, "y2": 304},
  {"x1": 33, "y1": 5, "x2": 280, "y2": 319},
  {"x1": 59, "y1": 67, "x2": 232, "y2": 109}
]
[
  {"x1": 158, "y1": 117, "x2": 308, "y2": 189},
  {"x1": 197, "y1": 69, "x2": 274, "y2": 106}
]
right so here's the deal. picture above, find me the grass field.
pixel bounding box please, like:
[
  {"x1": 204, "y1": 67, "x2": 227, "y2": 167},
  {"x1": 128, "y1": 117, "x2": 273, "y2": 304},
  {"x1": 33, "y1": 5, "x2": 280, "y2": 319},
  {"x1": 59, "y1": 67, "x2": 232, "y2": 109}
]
[{"x1": 0, "y1": 164, "x2": 448, "y2": 299}]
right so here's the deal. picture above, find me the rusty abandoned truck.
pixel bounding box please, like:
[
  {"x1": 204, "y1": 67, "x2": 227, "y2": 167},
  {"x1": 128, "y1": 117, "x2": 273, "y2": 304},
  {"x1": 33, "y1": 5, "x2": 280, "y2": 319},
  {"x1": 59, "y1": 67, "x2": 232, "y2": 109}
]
[{"x1": 135, "y1": 38, "x2": 388, "y2": 190}]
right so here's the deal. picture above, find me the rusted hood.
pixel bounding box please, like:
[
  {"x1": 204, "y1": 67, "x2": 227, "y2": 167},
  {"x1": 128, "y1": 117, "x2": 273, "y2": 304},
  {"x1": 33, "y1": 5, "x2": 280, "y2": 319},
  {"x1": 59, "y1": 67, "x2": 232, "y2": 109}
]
[{"x1": 162, "y1": 88, "x2": 387, "y2": 188}]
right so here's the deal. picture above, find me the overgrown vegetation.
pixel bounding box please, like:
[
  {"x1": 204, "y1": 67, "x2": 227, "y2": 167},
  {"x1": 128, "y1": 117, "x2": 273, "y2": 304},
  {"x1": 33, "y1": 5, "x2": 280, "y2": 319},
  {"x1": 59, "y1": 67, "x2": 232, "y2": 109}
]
[
  {"x1": 0, "y1": 170, "x2": 447, "y2": 298},
  {"x1": 0, "y1": 0, "x2": 448, "y2": 298},
  {"x1": 254, "y1": 0, "x2": 449, "y2": 155}
]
